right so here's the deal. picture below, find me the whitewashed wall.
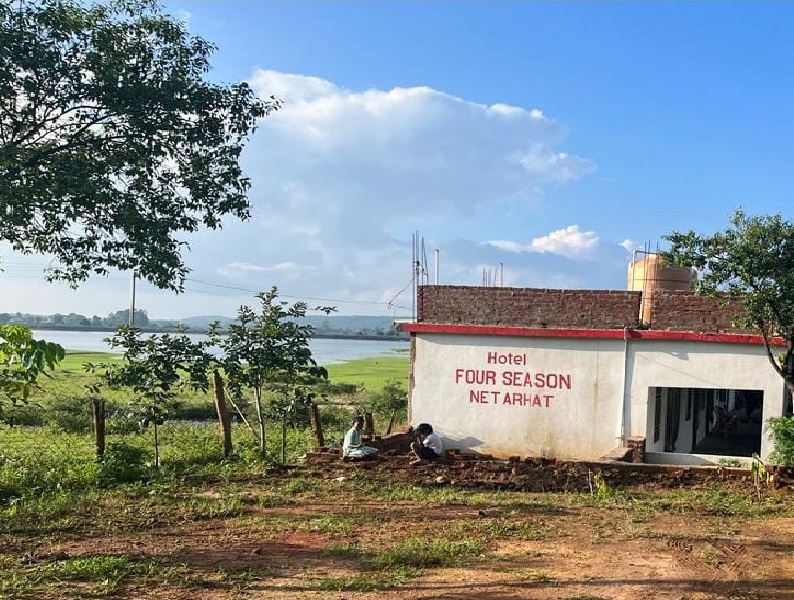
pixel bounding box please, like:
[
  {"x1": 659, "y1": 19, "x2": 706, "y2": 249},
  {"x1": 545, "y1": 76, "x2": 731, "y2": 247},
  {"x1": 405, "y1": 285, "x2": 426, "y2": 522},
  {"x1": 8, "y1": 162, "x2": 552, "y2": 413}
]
[
  {"x1": 410, "y1": 333, "x2": 787, "y2": 461},
  {"x1": 410, "y1": 333, "x2": 626, "y2": 460}
]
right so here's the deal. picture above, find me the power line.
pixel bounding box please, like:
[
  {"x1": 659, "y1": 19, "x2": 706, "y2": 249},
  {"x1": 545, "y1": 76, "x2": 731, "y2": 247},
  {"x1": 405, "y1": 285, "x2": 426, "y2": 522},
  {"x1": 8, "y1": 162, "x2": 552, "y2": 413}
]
[{"x1": 184, "y1": 278, "x2": 411, "y2": 311}]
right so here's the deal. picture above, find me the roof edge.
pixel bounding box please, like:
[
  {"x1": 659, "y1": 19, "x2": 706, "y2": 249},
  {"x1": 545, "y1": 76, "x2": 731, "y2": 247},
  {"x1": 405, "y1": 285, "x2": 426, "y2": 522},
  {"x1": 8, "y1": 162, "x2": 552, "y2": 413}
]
[{"x1": 397, "y1": 322, "x2": 784, "y2": 346}]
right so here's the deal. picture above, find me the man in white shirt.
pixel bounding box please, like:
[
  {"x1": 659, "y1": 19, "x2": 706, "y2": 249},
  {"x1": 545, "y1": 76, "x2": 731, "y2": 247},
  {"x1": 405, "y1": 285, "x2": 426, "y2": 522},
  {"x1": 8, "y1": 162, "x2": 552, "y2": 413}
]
[{"x1": 342, "y1": 415, "x2": 378, "y2": 460}]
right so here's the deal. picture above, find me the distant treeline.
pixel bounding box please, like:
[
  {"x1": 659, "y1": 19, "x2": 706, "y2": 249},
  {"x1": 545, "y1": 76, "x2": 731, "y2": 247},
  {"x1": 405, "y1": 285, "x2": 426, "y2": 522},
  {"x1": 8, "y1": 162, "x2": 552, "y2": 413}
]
[{"x1": 1, "y1": 309, "x2": 408, "y2": 339}]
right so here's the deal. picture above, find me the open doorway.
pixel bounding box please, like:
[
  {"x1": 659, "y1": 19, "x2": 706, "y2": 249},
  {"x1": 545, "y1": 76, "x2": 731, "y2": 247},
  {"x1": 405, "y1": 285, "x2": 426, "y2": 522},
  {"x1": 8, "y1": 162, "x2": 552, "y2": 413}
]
[{"x1": 647, "y1": 387, "x2": 763, "y2": 458}]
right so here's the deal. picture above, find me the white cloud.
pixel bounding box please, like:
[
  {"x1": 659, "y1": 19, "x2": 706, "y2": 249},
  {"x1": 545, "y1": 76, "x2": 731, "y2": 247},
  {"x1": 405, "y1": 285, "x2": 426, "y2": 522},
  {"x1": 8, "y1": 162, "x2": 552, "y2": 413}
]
[
  {"x1": 0, "y1": 71, "x2": 604, "y2": 318},
  {"x1": 487, "y1": 225, "x2": 600, "y2": 259},
  {"x1": 620, "y1": 239, "x2": 641, "y2": 253},
  {"x1": 246, "y1": 70, "x2": 594, "y2": 218},
  {"x1": 530, "y1": 225, "x2": 600, "y2": 257},
  {"x1": 216, "y1": 261, "x2": 298, "y2": 276}
]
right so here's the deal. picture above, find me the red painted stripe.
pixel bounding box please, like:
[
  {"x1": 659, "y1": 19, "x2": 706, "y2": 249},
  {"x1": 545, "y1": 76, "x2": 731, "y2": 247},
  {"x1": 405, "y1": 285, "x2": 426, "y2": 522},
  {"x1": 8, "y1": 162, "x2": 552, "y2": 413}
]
[{"x1": 397, "y1": 322, "x2": 785, "y2": 346}]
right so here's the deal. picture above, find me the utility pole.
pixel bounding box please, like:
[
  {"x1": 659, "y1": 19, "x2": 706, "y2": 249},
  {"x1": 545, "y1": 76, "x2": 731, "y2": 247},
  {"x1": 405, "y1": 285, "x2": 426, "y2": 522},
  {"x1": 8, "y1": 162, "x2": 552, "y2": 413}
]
[{"x1": 129, "y1": 271, "x2": 137, "y2": 326}]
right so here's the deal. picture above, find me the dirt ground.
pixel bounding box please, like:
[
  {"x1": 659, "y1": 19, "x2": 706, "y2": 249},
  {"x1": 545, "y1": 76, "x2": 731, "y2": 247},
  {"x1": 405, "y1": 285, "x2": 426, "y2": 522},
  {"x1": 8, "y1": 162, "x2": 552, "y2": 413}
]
[{"x1": 8, "y1": 458, "x2": 794, "y2": 600}]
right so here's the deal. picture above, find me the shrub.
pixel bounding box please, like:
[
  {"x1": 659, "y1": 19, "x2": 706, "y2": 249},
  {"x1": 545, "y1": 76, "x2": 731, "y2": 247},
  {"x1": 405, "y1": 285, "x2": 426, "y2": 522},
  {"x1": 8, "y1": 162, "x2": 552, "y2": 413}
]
[
  {"x1": 46, "y1": 396, "x2": 92, "y2": 434},
  {"x1": 97, "y1": 440, "x2": 150, "y2": 484},
  {"x1": 767, "y1": 417, "x2": 794, "y2": 466},
  {"x1": 368, "y1": 379, "x2": 407, "y2": 425}
]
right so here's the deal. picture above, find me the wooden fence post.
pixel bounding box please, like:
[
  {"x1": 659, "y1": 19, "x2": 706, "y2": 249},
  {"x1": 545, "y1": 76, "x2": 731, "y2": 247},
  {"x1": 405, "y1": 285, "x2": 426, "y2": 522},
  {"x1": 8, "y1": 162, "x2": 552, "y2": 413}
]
[
  {"x1": 386, "y1": 409, "x2": 397, "y2": 436},
  {"x1": 91, "y1": 398, "x2": 105, "y2": 461},
  {"x1": 309, "y1": 403, "x2": 325, "y2": 449},
  {"x1": 213, "y1": 369, "x2": 233, "y2": 457},
  {"x1": 364, "y1": 411, "x2": 375, "y2": 436}
]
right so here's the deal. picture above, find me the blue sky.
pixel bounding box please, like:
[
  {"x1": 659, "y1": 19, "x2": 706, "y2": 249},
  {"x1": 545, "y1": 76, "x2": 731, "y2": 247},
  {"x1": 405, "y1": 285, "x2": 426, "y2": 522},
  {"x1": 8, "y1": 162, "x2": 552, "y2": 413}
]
[{"x1": 3, "y1": 2, "x2": 794, "y2": 319}]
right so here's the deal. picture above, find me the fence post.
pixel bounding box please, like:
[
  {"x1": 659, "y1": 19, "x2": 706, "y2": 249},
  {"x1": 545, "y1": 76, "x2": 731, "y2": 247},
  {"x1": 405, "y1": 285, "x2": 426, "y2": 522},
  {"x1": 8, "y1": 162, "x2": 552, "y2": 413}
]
[
  {"x1": 91, "y1": 398, "x2": 105, "y2": 461},
  {"x1": 386, "y1": 409, "x2": 397, "y2": 435},
  {"x1": 213, "y1": 369, "x2": 233, "y2": 457},
  {"x1": 364, "y1": 411, "x2": 375, "y2": 436},
  {"x1": 309, "y1": 403, "x2": 324, "y2": 449}
]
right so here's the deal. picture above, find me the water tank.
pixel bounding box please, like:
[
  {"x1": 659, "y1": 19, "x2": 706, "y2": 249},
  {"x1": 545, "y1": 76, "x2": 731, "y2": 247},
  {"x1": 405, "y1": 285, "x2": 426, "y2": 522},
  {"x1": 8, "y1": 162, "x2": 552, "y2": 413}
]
[{"x1": 627, "y1": 254, "x2": 694, "y2": 325}]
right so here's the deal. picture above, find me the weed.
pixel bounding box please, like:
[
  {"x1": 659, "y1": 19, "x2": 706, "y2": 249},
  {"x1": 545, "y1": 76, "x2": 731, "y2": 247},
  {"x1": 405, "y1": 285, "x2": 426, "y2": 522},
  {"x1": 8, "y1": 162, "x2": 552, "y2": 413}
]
[
  {"x1": 323, "y1": 541, "x2": 362, "y2": 559},
  {"x1": 456, "y1": 516, "x2": 551, "y2": 541},
  {"x1": 314, "y1": 565, "x2": 415, "y2": 591},
  {"x1": 514, "y1": 569, "x2": 556, "y2": 582},
  {"x1": 0, "y1": 554, "x2": 166, "y2": 598},
  {"x1": 314, "y1": 574, "x2": 383, "y2": 592},
  {"x1": 370, "y1": 537, "x2": 485, "y2": 569}
]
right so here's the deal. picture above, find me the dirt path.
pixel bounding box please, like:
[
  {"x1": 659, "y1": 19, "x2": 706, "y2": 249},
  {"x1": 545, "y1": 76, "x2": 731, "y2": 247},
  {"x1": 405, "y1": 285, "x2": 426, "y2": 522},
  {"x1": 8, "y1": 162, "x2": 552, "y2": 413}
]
[{"x1": 23, "y1": 481, "x2": 793, "y2": 600}]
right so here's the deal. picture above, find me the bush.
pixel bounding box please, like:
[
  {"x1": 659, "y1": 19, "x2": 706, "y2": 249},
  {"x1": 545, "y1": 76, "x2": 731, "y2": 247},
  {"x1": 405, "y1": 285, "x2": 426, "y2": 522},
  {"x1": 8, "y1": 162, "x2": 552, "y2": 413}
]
[
  {"x1": 766, "y1": 416, "x2": 794, "y2": 466},
  {"x1": 170, "y1": 402, "x2": 217, "y2": 421},
  {"x1": 98, "y1": 440, "x2": 150, "y2": 484},
  {"x1": 369, "y1": 379, "x2": 407, "y2": 421},
  {"x1": 5, "y1": 404, "x2": 44, "y2": 427},
  {"x1": 46, "y1": 396, "x2": 92, "y2": 434}
]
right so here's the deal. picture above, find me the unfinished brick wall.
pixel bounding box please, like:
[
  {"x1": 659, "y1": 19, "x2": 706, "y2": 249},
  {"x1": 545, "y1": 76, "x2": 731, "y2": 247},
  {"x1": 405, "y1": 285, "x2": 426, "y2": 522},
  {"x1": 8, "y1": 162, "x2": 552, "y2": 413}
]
[
  {"x1": 647, "y1": 290, "x2": 752, "y2": 333},
  {"x1": 418, "y1": 286, "x2": 641, "y2": 329}
]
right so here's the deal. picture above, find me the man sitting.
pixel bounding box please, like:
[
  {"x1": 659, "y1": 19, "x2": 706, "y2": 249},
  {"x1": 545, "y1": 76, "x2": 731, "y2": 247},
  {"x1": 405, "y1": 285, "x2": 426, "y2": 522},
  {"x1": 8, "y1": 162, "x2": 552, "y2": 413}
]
[
  {"x1": 409, "y1": 423, "x2": 443, "y2": 465},
  {"x1": 342, "y1": 415, "x2": 379, "y2": 461}
]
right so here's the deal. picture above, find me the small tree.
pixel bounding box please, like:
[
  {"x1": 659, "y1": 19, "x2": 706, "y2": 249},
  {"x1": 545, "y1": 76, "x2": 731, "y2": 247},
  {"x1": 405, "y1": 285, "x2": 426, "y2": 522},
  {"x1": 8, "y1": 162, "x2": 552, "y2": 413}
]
[
  {"x1": 663, "y1": 209, "x2": 794, "y2": 398},
  {"x1": 218, "y1": 287, "x2": 332, "y2": 461},
  {"x1": 88, "y1": 326, "x2": 212, "y2": 467},
  {"x1": 0, "y1": 324, "x2": 64, "y2": 424}
]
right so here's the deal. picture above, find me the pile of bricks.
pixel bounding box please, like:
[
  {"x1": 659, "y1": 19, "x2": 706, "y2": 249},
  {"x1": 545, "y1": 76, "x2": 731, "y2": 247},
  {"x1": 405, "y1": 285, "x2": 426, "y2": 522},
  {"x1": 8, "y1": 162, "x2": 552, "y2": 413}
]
[{"x1": 300, "y1": 439, "x2": 781, "y2": 493}]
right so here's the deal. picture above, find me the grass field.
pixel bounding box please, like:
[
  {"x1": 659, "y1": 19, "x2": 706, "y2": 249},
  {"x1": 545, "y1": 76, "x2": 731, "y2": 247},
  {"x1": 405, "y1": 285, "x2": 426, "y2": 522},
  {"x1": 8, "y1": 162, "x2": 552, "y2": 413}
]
[
  {"x1": 3, "y1": 350, "x2": 794, "y2": 599},
  {"x1": 38, "y1": 350, "x2": 408, "y2": 402},
  {"x1": 1, "y1": 351, "x2": 410, "y2": 501},
  {"x1": 325, "y1": 356, "x2": 409, "y2": 393}
]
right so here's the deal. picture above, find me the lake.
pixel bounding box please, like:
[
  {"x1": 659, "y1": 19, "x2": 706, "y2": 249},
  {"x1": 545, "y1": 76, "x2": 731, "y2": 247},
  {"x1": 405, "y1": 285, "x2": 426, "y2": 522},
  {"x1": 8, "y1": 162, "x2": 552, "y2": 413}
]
[{"x1": 30, "y1": 329, "x2": 409, "y2": 365}]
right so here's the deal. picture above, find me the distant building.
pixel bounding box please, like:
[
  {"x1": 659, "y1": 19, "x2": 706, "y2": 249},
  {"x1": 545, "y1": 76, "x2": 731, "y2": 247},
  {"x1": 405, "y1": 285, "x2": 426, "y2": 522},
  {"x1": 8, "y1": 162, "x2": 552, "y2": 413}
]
[{"x1": 398, "y1": 285, "x2": 787, "y2": 465}]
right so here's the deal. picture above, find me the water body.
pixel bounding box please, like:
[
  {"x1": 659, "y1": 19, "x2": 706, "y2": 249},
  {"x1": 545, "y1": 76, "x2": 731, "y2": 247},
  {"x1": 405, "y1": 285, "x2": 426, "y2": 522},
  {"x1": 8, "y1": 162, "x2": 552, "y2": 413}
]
[{"x1": 30, "y1": 330, "x2": 409, "y2": 365}]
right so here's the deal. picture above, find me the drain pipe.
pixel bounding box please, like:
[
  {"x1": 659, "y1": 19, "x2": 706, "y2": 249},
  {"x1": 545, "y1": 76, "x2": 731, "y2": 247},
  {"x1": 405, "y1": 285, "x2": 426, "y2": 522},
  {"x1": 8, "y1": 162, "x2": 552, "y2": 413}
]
[{"x1": 619, "y1": 325, "x2": 632, "y2": 445}]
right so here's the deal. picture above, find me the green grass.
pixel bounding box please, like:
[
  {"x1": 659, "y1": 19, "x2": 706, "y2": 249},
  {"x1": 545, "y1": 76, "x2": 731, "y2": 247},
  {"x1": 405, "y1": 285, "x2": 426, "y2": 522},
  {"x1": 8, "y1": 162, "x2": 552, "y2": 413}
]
[
  {"x1": 325, "y1": 356, "x2": 408, "y2": 393},
  {"x1": 0, "y1": 553, "x2": 177, "y2": 598},
  {"x1": 370, "y1": 537, "x2": 486, "y2": 569}
]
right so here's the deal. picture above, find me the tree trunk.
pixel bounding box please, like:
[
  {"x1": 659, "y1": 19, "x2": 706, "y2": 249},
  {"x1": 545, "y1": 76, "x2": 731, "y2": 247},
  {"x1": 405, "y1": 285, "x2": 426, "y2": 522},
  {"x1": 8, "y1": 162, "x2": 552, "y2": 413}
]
[
  {"x1": 281, "y1": 418, "x2": 287, "y2": 464},
  {"x1": 153, "y1": 420, "x2": 160, "y2": 469},
  {"x1": 91, "y1": 398, "x2": 106, "y2": 461},
  {"x1": 254, "y1": 388, "x2": 266, "y2": 459},
  {"x1": 309, "y1": 402, "x2": 324, "y2": 448},
  {"x1": 386, "y1": 409, "x2": 397, "y2": 436},
  {"x1": 213, "y1": 370, "x2": 233, "y2": 457}
]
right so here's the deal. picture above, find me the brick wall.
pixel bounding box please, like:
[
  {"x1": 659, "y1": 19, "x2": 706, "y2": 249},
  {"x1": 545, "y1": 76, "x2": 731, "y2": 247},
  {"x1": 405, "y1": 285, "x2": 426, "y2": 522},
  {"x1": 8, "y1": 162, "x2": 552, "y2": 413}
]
[
  {"x1": 418, "y1": 285, "x2": 642, "y2": 329},
  {"x1": 647, "y1": 290, "x2": 752, "y2": 333}
]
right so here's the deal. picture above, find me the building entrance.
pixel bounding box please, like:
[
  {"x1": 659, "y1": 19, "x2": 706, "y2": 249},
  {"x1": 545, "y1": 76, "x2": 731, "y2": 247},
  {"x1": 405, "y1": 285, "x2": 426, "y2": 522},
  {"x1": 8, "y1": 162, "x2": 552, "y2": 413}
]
[{"x1": 647, "y1": 387, "x2": 762, "y2": 458}]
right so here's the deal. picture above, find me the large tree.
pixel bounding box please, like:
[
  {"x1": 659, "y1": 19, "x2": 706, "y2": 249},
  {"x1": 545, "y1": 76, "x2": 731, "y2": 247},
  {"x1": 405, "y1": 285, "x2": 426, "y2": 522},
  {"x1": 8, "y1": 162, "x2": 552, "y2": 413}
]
[
  {"x1": 0, "y1": 0, "x2": 278, "y2": 290},
  {"x1": 663, "y1": 209, "x2": 794, "y2": 398}
]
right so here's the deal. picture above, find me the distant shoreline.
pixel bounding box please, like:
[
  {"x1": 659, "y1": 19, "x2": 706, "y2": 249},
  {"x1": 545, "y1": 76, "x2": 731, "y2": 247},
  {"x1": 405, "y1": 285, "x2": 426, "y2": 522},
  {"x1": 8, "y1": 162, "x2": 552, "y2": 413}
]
[{"x1": 27, "y1": 325, "x2": 407, "y2": 342}]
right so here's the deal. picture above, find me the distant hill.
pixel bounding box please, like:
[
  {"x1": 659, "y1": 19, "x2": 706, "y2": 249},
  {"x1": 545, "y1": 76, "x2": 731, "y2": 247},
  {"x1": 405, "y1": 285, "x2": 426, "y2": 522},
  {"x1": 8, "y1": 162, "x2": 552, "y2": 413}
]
[
  {"x1": 155, "y1": 314, "x2": 404, "y2": 337},
  {"x1": 166, "y1": 315, "x2": 235, "y2": 329}
]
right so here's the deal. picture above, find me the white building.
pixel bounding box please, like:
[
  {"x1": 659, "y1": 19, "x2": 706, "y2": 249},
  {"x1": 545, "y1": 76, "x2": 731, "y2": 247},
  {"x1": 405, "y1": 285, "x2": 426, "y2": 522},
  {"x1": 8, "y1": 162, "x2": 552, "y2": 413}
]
[{"x1": 399, "y1": 286, "x2": 788, "y2": 465}]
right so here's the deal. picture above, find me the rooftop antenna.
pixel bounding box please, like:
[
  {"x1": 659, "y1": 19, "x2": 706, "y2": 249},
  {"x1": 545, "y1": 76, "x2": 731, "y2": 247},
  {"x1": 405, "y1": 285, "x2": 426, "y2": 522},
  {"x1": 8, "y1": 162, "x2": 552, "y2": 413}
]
[
  {"x1": 411, "y1": 231, "x2": 417, "y2": 320},
  {"x1": 388, "y1": 231, "x2": 426, "y2": 320}
]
